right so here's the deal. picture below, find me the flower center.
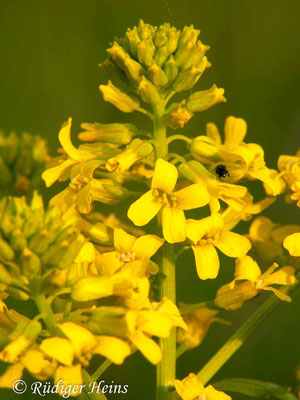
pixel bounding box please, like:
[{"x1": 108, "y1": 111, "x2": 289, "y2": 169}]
[
  {"x1": 152, "y1": 188, "x2": 177, "y2": 207},
  {"x1": 69, "y1": 175, "x2": 90, "y2": 192},
  {"x1": 117, "y1": 252, "x2": 136, "y2": 263},
  {"x1": 197, "y1": 230, "x2": 220, "y2": 246}
]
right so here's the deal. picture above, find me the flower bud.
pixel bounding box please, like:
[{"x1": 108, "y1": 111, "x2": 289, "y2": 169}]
[
  {"x1": 178, "y1": 25, "x2": 200, "y2": 47},
  {"x1": 79, "y1": 123, "x2": 135, "y2": 145},
  {"x1": 164, "y1": 56, "x2": 178, "y2": 82},
  {"x1": 99, "y1": 81, "x2": 140, "y2": 113},
  {"x1": 106, "y1": 41, "x2": 128, "y2": 70},
  {"x1": 190, "y1": 137, "x2": 221, "y2": 163},
  {"x1": 124, "y1": 56, "x2": 145, "y2": 84},
  {"x1": 147, "y1": 63, "x2": 168, "y2": 87},
  {"x1": 166, "y1": 30, "x2": 179, "y2": 53},
  {"x1": 174, "y1": 40, "x2": 195, "y2": 68},
  {"x1": 0, "y1": 264, "x2": 11, "y2": 285},
  {"x1": 126, "y1": 28, "x2": 141, "y2": 59},
  {"x1": 138, "y1": 76, "x2": 161, "y2": 104},
  {"x1": 21, "y1": 248, "x2": 41, "y2": 276},
  {"x1": 89, "y1": 179, "x2": 129, "y2": 204},
  {"x1": 173, "y1": 66, "x2": 201, "y2": 92},
  {"x1": 215, "y1": 281, "x2": 258, "y2": 310},
  {"x1": 187, "y1": 84, "x2": 226, "y2": 112},
  {"x1": 0, "y1": 237, "x2": 14, "y2": 261},
  {"x1": 154, "y1": 47, "x2": 170, "y2": 67},
  {"x1": 137, "y1": 41, "x2": 154, "y2": 68},
  {"x1": 100, "y1": 58, "x2": 132, "y2": 93}
]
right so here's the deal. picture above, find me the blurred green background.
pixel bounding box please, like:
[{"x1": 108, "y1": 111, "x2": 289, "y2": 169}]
[{"x1": 0, "y1": 0, "x2": 300, "y2": 399}]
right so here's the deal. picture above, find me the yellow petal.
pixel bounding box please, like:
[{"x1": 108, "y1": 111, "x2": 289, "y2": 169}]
[
  {"x1": 71, "y1": 277, "x2": 114, "y2": 301},
  {"x1": 59, "y1": 118, "x2": 94, "y2": 161},
  {"x1": 151, "y1": 158, "x2": 178, "y2": 193},
  {"x1": 205, "y1": 384, "x2": 232, "y2": 400},
  {"x1": 55, "y1": 364, "x2": 83, "y2": 396},
  {"x1": 96, "y1": 251, "x2": 123, "y2": 276},
  {"x1": 283, "y1": 233, "x2": 300, "y2": 257},
  {"x1": 75, "y1": 242, "x2": 95, "y2": 263},
  {"x1": 263, "y1": 287, "x2": 292, "y2": 302},
  {"x1": 138, "y1": 311, "x2": 173, "y2": 338},
  {"x1": 234, "y1": 256, "x2": 261, "y2": 282},
  {"x1": 224, "y1": 116, "x2": 247, "y2": 149},
  {"x1": 175, "y1": 184, "x2": 210, "y2": 210},
  {"x1": 192, "y1": 244, "x2": 220, "y2": 280},
  {"x1": 58, "y1": 322, "x2": 97, "y2": 355},
  {"x1": 93, "y1": 336, "x2": 131, "y2": 364},
  {"x1": 0, "y1": 363, "x2": 24, "y2": 388},
  {"x1": 42, "y1": 159, "x2": 76, "y2": 187},
  {"x1": 129, "y1": 331, "x2": 162, "y2": 364},
  {"x1": 40, "y1": 337, "x2": 74, "y2": 366},
  {"x1": 174, "y1": 373, "x2": 205, "y2": 400},
  {"x1": 21, "y1": 350, "x2": 49, "y2": 375},
  {"x1": 114, "y1": 228, "x2": 136, "y2": 253},
  {"x1": 76, "y1": 184, "x2": 92, "y2": 214},
  {"x1": 186, "y1": 214, "x2": 223, "y2": 244},
  {"x1": 128, "y1": 190, "x2": 161, "y2": 226},
  {"x1": 206, "y1": 122, "x2": 222, "y2": 144},
  {"x1": 132, "y1": 234, "x2": 164, "y2": 259},
  {"x1": 162, "y1": 207, "x2": 186, "y2": 243},
  {"x1": 249, "y1": 216, "x2": 277, "y2": 243},
  {"x1": 264, "y1": 266, "x2": 296, "y2": 286},
  {"x1": 216, "y1": 231, "x2": 251, "y2": 258}
]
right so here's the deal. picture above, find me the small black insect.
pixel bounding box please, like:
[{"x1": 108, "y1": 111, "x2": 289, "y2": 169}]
[{"x1": 215, "y1": 164, "x2": 230, "y2": 179}]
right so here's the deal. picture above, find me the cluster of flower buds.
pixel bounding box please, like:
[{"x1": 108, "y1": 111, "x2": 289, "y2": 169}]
[
  {"x1": 100, "y1": 20, "x2": 225, "y2": 127},
  {"x1": 0, "y1": 131, "x2": 49, "y2": 197},
  {"x1": 0, "y1": 193, "x2": 85, "y2": 299}
]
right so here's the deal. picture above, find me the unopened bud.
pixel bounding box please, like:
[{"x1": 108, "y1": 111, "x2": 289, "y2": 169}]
[
  {"x1": 124, "y1": 56, "x2": 145, "y2": 84},
  {"x1": 72, "y1": 277, "x2": 114, "y2": 302},
  {"x1": 138, "y1": 76, "x2": 161, "y2": 104},
  {"x1": 147, "y1": 63, "x2": 168, "y2": 87},
  {"x1": 137, "y1": 41, "x2": 154, "y2": 68},
  {"x1": 173, "y1": 66, "x2": 201, "y2": 92},
  {"x1": 164, "y1": 56, "x2": 178, "y2": 82},
  {"x1": 99, "y1": 81, "x2": 140, "y2": 113},
  {"x1": 154, "y1": 47, "x2": 170, "y2": 67},
  {"x1": 79, "y1": 123, "x2": 135, "y2": 145},
  {"x1": 187, "y1": 84, "x2": 226, "y2": 112}
]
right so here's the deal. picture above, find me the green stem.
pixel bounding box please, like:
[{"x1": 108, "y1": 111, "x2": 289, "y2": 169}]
[
  {"x1": 197, "y1": 291, "x2": 288, "y2": 385},
  {"x1": 179, "y1": 300, "x2": 216, "y2": 314},
  {"x1": 82, "y1": 369, "x2": 108, "y2": 400},
  {"x1": 91, "y1": 359, "x2": 112, "y2": 381},
  {"x1": 33, "y1": 293, "x2": 58, "y2": 335},
  {"x1": 153, "y1": 101, "x2": 177, "y2": 400},
  {"x1": 176, "y1": 341, "x2": 190, "y2": 359},
  {"x1": 167, "y1": 135, "x2": 192, "y2": 145}
]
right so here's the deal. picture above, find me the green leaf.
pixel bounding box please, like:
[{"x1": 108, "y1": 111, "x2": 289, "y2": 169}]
[{"x1": 212, "y1": 378, "x2": 297, "y2": 399}]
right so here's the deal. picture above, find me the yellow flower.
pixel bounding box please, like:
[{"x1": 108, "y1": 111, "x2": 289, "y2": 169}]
[
  {"x1": 88, "y1": 299, "x2": 187, "y2": 365},
  {"x1": 42, "y1": 118, "x2": 95, "y2": 188},
  {"x1": 128, "y1": 158, "x2": 209, "y2": 243},
  {"x1": 106, "y1": 138, "x2": 153, "y2": 173},
  {"x1": 97, "y1": 227, "x2": 163, "y2": 276},
  {"x1": 190, "y1": 116, "x2": 285, "y2": 195},
  {"x1": 40, "y1": 322, "x2": 131, "y2": 384},
  {"x1": 186, "y1": 214, "x2": 251, "y2": 279},
  {"x1": 179, "y1": 160, "x2": 248, "y2": 214},
  {"x1": 174, "y1": 373, "x2": 231, "y2": 400},
  {"x1": 278, "y1": 150, "x2": 300, "y2": 207},
  {"x1": 283, "y1": 232, "x2": 300, "y2": 257},
  {"x1": 248, "y1": 216, "x2": 300, "y2": 264},
  {"x1": 177, "y1": 308, "x2": 228, "y2": 349},
  {"x1": 216, "y1": 256, "x2": 296, "y2": 309},
  {"x1": 222, "y1": 192, "x2": 276, "y2": 231}
]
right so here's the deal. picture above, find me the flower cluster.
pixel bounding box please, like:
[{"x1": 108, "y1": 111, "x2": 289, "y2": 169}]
[{"x1": 0, "y1": 131, "x2": 49, "y2": 197}]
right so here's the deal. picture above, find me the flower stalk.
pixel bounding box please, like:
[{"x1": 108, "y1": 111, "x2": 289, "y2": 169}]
[
  {"x1": 197, "y1": 282, "x2": 299, "y2": 385},
  {"x1": 154, "y1": 103, "x2": 177, "y2": 400}
]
